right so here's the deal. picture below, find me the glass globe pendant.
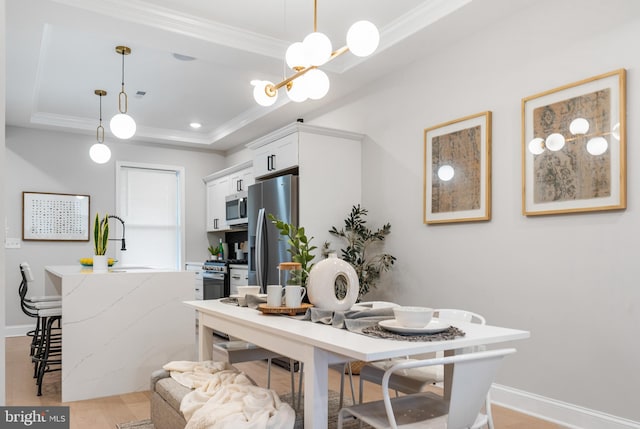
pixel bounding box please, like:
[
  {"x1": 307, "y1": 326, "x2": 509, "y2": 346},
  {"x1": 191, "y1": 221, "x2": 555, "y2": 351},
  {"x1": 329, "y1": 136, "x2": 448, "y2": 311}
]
[
  {"x1": 90, "y1": 89, "x2": 111, "y2": 164},
  {"x1": 347, "y1": 21, "x2": 380, "y2": 57},
  {"x1": 110, "y1": 46, "x2": 137, "y2": 140}
]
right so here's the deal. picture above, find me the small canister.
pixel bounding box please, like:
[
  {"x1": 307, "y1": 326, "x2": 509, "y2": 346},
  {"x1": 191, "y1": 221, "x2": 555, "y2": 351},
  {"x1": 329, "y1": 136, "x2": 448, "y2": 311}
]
[{"x1": 278, "y1": 262, "x2": 302, "y2": 287}]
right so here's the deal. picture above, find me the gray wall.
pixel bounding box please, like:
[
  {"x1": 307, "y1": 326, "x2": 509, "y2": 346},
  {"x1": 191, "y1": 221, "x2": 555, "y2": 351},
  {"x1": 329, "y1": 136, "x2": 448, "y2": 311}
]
[
  {"x1": 308, "y1": 0, "x2": 640, "y2": 423},
  {"x1": 4, "y1": 126, "x2": 224, "y2": 331}
]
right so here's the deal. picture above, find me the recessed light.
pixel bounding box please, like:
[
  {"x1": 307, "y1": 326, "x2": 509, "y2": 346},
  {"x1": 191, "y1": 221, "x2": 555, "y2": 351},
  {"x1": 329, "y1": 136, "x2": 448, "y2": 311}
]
[{"x1": 190, "y1": 122, "x2": 202, "y2": 129}]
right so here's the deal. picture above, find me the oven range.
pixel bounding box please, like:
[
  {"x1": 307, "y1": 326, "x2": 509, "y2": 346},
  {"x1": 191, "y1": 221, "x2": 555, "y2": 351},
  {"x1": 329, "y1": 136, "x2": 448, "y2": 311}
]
[{"x1": 202, "y1": 259, "x2": 247, "y2": 299}]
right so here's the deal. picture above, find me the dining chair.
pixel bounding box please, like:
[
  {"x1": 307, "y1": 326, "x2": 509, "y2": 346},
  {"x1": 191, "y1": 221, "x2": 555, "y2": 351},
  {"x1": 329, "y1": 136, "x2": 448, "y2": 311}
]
[
  {"x1": 338, "y1": 348, "x2": 516, "y2": 429},
  {"x1": 358, "y1": 309, "x2": 495, "y2": 428}
]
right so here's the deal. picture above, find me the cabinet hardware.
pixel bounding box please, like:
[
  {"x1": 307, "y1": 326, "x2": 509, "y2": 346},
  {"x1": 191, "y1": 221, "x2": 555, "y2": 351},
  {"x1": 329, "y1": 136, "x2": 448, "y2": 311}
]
[
  {"x1": 237, "y1": 179, "x2": 242, "y2": 192},
  {"x1": 267, "y1": 154, "x2": 276, "y2": 171},
  {"x1": 214, "y1": 218, "x2": 218, "y2": 229}
]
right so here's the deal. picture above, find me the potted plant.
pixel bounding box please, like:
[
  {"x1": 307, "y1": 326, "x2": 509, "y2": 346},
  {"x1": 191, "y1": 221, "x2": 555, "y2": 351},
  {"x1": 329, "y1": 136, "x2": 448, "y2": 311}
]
[
  {"x1": 93, "y1": 213, "x2": 109, "y2": 272},
  {"x1": 327, "y1": 205, "x2": 396, "y2": 300},
  {"x1": 268, "y1": 214, "x2": 316, "y2": 288}
]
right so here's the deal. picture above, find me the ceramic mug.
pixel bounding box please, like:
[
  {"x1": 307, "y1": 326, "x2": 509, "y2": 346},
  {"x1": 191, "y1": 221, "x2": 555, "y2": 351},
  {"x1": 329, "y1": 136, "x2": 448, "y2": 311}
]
[
  {"x1": 266, "y1": 285, "x2": 284, "y2": 307},
  {"x1": 285, "y1": 285, "x2": 306, "y2": 308}
]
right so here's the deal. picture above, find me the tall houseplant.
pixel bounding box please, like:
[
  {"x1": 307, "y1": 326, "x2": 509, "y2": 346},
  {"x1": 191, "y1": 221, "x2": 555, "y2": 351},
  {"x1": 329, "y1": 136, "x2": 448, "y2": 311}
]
[
  {"x1": 268, "y1": 214, "x2": 316, "y2": 287},
  {"x1": 328, "y1": 205, "x2": 396, "y2": 299}
]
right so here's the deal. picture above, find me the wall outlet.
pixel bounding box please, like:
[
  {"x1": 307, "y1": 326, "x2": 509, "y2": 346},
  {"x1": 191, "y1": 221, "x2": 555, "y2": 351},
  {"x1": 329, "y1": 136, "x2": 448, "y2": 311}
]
[{"x1": 5, "y1": 237, "x2": 21, "y2": 249}]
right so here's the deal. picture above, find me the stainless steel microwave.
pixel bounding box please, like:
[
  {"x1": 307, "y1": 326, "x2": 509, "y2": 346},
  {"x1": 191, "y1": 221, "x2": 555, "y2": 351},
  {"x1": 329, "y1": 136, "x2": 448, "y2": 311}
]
[{"x1": 225, "y1": 191, "x2": 248, "y2": 226}]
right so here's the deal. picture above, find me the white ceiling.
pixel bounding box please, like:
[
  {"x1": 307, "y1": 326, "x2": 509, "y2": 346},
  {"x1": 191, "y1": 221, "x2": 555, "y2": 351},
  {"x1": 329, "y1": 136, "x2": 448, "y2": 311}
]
[{"x1": 6, "y1": 0, "x2": 535, "y2": 152}]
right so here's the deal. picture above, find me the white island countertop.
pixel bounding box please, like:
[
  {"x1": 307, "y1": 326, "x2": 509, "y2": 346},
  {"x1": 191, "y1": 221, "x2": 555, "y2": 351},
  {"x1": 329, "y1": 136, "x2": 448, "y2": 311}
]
[{"x1": 45, "y1": 265, "x2": 196, "y2": 402}]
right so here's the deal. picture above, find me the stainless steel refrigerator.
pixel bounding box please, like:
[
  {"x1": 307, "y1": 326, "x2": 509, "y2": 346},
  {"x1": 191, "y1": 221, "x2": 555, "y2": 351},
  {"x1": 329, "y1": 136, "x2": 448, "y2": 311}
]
[{"x1": 247, "y1": 175, "x2": 299, "y2": 290}]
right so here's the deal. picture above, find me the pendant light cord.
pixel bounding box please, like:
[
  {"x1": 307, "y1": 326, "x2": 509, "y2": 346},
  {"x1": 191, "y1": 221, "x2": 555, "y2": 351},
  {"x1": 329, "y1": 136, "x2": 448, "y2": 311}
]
[
  {"x1": 118, "y1": 50, "x2": 128, "y2": 114},
  {"x1": 97, "y1": 92, "x2": 105, "y2": 144}
]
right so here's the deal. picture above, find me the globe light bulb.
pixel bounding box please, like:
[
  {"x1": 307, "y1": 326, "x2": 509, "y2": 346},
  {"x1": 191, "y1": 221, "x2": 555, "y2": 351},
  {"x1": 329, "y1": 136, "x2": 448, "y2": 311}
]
[
  {"x1": 437, "y1": 165, "x2": 455, "y2": 181},
  {"x1": 286, "y1": 75, "x2": 308, "y2": 102},
  {"x1": 545, "y1": 133, "x2": 565, "y2": 151},
  {"x1": 528, "y1": 138, "x2": 545, "y2": 155},
  {"x1": 89, "y1": 143, "x2": 111, "y2": 164},
  {"x1": 253, "y1": 80, "x2": 277, "y2": 106},
  {"x1": 303, "y1": 32, "x2": 332, "y2": 66},
  {"x1": 569, "y1": 118, "x2": 589, "y2": 135},
  {"x1": 110, "y1": 113, "x2": 136, "y2": 139},
  {"x1": 586, "y1": 137, "x2": 608, "y2": 155},
  {"x1": 305, "y1": 69, "x2": 330, "y2": 100},
  {"x1": 285, "y1": 42, "x2": 309, "y2": 70},
  {"x1": 347, "y1": 20, "x2": 380, "y2": 57}
]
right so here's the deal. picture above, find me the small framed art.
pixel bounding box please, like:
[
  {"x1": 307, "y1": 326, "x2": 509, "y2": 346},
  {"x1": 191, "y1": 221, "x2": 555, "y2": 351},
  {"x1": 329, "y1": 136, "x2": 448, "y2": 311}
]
[
  {"x1": 522, "y1": 69, "x2": 626, "y2": 215},
  {"x1": 423, "y1": 111, "x2": 492, "y2": 224}
]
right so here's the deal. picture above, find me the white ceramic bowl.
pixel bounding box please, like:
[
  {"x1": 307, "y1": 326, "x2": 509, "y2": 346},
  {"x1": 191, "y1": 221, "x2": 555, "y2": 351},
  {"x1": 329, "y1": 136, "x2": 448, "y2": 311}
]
[
  {"x1": 393, "y1": 306, "x2": 433, "y2": 328},
  {"x1": 237, "y1": 285, "x2": 261, "y2": 296}
]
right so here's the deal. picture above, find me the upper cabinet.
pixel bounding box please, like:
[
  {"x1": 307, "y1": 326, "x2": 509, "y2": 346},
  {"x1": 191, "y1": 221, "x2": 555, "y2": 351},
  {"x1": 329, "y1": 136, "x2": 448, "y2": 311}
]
[
  {"x1": 247, "y1": 123, "x2": 364, "y2": 253},
  {"x1": 203, "y1": 161, "x2": 253, "y2": 232},
  {"x1": 229, "y1": 168, "x2": 255, "y2": 193},
  {"x1": 252, "y1": 132, "x2": 299, "y2": 179}
]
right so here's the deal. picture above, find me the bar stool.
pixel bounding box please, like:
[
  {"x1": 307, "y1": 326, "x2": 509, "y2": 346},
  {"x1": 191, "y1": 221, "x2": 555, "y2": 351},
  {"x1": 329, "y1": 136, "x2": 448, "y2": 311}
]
[
  {"x1": 31, "y1": 307, "x2": 62, "y2": 396},
  {"x1": 18, "y1": 263, "x2": 62, "y2": 360}
]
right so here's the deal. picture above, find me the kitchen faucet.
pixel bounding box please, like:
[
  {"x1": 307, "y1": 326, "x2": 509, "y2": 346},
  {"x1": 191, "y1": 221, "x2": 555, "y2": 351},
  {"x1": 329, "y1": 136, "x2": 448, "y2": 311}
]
[{"x1": 107, "y1": 215, "x2": 127, "y2": 251}]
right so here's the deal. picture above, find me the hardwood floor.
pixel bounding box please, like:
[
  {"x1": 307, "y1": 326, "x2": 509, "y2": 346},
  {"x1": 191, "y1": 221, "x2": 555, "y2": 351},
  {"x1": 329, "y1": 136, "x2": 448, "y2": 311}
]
[{"x1": 5, "y1": 335, "x2": 561, "y2": 428}]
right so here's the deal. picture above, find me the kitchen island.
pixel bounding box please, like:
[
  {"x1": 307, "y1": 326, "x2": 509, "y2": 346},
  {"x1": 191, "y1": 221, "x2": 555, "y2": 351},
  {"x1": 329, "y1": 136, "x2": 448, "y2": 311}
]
[{"x1": 45, "y1": 265, "x2": 195, "y2": 402}]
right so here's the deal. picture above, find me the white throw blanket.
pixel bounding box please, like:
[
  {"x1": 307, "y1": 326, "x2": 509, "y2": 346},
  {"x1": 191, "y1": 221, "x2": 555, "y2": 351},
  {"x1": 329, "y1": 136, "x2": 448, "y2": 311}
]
[{"x1": 162, "y1": 360, "x2": 295, "y2": 429}]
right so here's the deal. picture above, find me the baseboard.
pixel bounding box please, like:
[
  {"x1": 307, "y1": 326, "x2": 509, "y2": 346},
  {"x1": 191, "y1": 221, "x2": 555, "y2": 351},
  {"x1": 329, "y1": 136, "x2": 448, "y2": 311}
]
[
  {"x1": 4, "y1": 324, "x2": 32, "y2": 338},
  {"x1": 491, "y1": 383, "x2": 640, "y2": 429}
]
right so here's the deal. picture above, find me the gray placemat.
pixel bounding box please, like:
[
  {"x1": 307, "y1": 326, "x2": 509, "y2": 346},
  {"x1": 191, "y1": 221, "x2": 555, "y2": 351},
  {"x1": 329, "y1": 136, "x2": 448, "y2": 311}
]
[{"x1": 361, "y1": 324, "x2": 465, "y2": 341}]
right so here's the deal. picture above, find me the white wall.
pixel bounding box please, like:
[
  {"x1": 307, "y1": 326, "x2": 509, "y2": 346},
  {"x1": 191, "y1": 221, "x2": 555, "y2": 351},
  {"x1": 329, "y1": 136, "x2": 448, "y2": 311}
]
[
  {"x1": 4, "y1": 126, "x2": 224, "y2": 331},
  {"x1": 309, "y1": 0, "x2": 640, "y2": 424},
  {"x1": 0, "y1": 0, "x2": 6, "y2": 405}
]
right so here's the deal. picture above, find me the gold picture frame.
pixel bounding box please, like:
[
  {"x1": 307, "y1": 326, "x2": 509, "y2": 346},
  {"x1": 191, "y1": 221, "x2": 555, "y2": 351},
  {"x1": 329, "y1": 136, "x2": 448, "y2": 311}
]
[
  {"x1": 522, "y1": 69, "x2": 626, "y2": 216},
  {"x1": 423, "y1": 111, "x2": 492, "y2": 224}
]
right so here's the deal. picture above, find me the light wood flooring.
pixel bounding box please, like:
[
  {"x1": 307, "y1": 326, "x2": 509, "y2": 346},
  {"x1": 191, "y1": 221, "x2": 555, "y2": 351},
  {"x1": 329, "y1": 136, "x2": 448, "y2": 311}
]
[{"x1": 5, "y1": 335, "x2": 562, "y2": 428}]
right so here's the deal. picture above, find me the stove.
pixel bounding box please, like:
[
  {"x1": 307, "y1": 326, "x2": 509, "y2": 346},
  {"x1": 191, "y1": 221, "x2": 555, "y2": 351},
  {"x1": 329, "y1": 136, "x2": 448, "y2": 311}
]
[
  {"x1": 203, "y1": 259, "x2": 248, "y2": 273},
  {"x1": 202, "y1": 259, "x2": 248, "y2": 298}
]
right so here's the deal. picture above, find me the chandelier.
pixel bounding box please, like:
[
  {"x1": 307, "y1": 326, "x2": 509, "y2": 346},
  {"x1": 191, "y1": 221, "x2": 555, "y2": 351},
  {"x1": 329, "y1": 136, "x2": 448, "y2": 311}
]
[{"x1": 252, "y1": 0, "x2": 380, "y2": 106}]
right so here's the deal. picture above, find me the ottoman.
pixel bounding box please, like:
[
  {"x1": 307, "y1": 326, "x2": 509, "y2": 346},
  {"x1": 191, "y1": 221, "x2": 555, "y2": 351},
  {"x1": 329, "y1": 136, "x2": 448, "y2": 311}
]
[{"x1": 150, "y1": 369, "x2": 189, "y2": 429}]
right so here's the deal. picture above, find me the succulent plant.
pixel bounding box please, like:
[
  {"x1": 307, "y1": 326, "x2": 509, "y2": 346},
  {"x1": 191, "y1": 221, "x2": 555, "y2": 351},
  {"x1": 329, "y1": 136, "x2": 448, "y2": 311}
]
[{"x1": 93, "y1": 213, "x2": 109, "y2": 255}]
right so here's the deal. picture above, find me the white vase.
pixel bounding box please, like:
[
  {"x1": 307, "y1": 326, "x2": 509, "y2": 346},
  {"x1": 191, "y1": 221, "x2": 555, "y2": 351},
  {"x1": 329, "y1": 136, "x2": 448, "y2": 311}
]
[
  {"x1": 307, "y1": 253, "x2": 359, "y2": 311},
  {"x1": 93, "y1": 255, "x2": 108, "y2": 272}
]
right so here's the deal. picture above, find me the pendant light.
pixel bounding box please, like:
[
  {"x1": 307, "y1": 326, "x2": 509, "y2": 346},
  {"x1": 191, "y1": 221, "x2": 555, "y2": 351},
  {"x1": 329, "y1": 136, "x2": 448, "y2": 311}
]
[
  {"x1": 110, "y1": 46, "x2": 136, "y2": 139},
  {"x1": 90, "y1": 90, "x2": 112, "y2": 164},
  {"x1": 252, "y1": 0, "x2": 379, "y2": 106}
]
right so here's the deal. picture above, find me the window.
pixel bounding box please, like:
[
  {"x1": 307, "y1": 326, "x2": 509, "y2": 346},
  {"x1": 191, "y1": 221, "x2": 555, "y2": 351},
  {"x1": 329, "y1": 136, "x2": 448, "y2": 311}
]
[{"x1": 116, "y1": 162, "x2": 185, "y2": 269}]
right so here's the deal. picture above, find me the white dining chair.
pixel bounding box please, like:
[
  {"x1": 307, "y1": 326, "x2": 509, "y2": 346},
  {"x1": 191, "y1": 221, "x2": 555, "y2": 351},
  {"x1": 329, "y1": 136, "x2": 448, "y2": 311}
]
[
  {"x1": 358, "y1": 309, "x2": 495, "y2": 428},
  {"x1": 338, "y1": 348, "x2": 516, "y2": 429}
]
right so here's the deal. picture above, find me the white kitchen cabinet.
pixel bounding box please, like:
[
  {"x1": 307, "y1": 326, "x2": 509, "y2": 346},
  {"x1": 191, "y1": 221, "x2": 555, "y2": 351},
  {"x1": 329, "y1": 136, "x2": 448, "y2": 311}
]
[
  {"x1": 206, "y1": 176, "x2": 230, "y2": 231},
  {"x1": 204, "y1": 161, "x2": 253, "y2": 232},
  {"x1": 252, "y1": 132, "x2": 299, "y2": 179},
  {"x1": 247, "y1": 123, "x2": 363, "y2": 256},
  {"x1": 229, "y1": 265, "x2": 249, "y2": 295},
  {"x1": 229, "y1": 167, "x2": 254, "y2": 193}
]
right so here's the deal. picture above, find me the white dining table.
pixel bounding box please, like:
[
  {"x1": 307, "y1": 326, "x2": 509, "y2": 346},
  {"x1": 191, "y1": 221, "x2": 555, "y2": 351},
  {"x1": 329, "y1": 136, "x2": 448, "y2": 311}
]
[{"x1": 184, "y1": 299, "x2": 530, "y2": 429}]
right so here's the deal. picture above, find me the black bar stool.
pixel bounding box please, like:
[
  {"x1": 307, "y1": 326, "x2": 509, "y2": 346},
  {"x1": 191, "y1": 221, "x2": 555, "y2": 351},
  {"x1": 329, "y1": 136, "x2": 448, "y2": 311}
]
[{"x1": 31, "y1": 307, "x2": 62, "y2": 396}]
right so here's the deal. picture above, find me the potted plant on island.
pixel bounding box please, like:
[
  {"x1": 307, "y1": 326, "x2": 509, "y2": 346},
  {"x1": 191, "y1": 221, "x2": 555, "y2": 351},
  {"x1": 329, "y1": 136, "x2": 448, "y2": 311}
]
[{"x1": 93, "y1": 212, "x2": 109, "y2": 272}]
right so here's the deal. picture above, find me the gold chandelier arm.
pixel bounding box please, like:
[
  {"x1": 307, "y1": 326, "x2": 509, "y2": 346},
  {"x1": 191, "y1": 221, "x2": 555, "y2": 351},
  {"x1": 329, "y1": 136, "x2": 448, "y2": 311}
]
[
  {"x1": 265, "y1": 44, "x2": 350, "y2": 97},
  {"x1": 313, "y1": 0, "x2": 317, "y2": 32}
]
